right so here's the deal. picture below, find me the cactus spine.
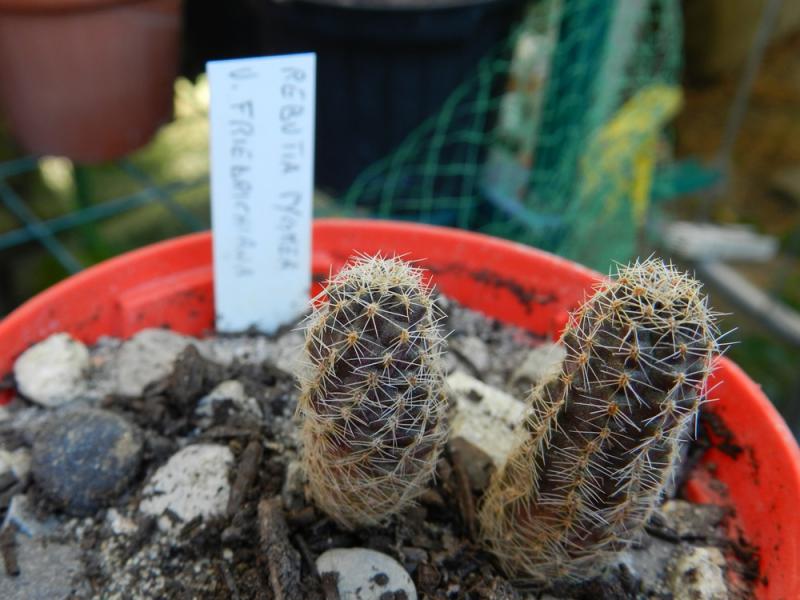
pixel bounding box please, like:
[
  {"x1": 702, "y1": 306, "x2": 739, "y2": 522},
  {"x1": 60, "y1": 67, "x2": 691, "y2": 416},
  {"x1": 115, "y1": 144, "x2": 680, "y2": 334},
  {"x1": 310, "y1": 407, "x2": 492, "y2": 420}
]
[
  {"x1": 298, "y1": 254, "x2": 448, "y2": 528},
  {"x1": 480, "y1": 258, "x2": 721, "y2": 582}
]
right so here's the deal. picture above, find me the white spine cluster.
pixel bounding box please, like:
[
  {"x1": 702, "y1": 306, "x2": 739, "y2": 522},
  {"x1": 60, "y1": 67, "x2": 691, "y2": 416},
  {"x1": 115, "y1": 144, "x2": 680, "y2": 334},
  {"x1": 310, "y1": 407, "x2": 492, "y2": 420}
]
[
  {"x1": 298, "y1": 254, "x2": 448, "y2": 528},
  {"x1": 480, "y1": 258, "x2": 722, "y2": 582}
]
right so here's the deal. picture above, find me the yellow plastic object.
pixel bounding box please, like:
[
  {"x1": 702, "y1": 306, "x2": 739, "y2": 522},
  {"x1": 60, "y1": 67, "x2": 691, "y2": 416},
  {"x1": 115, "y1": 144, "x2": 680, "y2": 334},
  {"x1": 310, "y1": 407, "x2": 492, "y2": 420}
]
[{"x1": 579, "y1": 85, "x2": 682, "y2": 225}]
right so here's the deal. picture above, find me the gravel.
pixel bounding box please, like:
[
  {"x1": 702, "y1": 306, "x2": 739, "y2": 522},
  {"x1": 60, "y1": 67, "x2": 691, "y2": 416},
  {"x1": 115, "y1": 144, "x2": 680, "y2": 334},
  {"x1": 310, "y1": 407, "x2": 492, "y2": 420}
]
[{"x1": 0, "y1": 298, "x2": 755, "y2": 599}]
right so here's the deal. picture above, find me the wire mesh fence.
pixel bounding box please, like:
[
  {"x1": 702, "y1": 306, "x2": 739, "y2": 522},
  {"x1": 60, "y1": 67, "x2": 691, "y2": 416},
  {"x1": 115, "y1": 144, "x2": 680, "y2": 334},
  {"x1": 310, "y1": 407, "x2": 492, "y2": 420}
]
[{"x1": 338, "y1": 0, "x2": 683, "y2": 270}]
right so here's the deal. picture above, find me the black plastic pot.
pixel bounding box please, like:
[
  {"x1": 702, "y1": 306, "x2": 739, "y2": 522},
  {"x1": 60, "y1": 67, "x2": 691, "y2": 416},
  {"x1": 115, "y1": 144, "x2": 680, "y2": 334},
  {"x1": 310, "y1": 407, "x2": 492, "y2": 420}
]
[{"x1": 246, "y1": 0, "x2": 522, "y2": 193}]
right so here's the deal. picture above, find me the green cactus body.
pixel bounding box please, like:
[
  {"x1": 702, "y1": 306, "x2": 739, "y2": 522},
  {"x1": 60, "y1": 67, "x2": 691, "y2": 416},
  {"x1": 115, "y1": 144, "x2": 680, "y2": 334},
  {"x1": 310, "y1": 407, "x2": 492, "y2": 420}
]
[
  {"x1": 298, "y1": 255, "x2": 447, "y2": 528},
  {"x1": 480, "y1": 259, "x2": 720, "y2": 582}
]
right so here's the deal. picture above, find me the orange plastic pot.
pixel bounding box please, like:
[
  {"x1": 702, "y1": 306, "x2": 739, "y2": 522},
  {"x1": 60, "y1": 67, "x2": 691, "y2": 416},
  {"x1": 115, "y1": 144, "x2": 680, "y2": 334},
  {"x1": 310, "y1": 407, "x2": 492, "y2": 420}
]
[
  {"x1": 0, "y1": 220, "x2": 797, "y2": 598},
  {"x1": 0, "y1": 0, "x2": 182, "y2": 162}
]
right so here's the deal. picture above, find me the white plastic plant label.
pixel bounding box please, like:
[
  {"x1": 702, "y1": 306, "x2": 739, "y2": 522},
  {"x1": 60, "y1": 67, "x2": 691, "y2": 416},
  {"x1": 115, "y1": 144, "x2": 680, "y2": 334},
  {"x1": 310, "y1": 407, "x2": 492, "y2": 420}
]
[{"x1": 208, "y1": 53, "x2": 316, "y2": 333}]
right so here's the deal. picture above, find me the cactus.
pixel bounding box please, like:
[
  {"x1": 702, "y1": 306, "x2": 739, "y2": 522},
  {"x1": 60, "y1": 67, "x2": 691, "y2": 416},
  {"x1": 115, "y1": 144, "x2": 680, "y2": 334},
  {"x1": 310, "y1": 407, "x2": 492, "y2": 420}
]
[
  {"x1": 480, "y1": 258, "x2": 721, "y2": 582},
  {"x1": 298, "y1": 254, "x2": 448, "y2": 528}
]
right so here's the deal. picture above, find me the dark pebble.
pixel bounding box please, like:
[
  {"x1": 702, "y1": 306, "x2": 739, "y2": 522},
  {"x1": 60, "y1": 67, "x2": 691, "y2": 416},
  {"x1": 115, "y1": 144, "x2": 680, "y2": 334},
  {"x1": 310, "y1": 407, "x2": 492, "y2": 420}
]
[{"x1": 32, "y1": 409, "x2": 143, "y2": 516}]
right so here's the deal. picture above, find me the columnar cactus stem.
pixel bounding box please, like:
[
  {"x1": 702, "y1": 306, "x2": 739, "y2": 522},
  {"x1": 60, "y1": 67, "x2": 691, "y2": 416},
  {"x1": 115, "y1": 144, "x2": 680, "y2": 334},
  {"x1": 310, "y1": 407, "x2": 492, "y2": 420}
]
[
  {"x1": 480, "y1": 258, "x2": 721, "y2": 582},
  {"x1": 298, "y1": 254, "x2": 448, "y2": 528}
]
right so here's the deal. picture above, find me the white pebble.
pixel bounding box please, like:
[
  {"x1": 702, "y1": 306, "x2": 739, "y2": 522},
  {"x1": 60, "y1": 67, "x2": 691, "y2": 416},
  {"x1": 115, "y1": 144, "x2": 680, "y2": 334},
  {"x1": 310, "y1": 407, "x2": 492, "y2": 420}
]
[
  {"x1": 452, "y1": 335, "x2": 490, "y2": 373},
  {"x1": 114, "y1": 329, "x2": 192, "y2": 397},
  {"x1": 511, "y1": 342, "x2": 565, "y2": 389},
  {"x1": 272, "y1": 330, "x2": 304, "y2": 374},
  {"x1": 13, "y1": 333, "x2": 89, "y2": 407},
  {"x1": 198, "y1": 329, "x2": 303, "y2": 374},
  {"x1": 668, "y1": 546, "x2": 728, "y2": 600},
  {"x1": 316, "y1": 548, "x2": 417, "y2": 600},
  {"x1": 281, "y1": 459, "x2": 306, "y2": 511},
  {"x1": 0, "y1": 447, "x2": 31, "y2": 480},
  {"x1": 106, "y1": 509, "x2": 138, "y2": 536},
  {"x1": 447, "y1": 371, "x2": 527, "y2": 489},
  {"x1": 139, "y1": 444, "x2": 233, "y2": 532},
  {"x1": 195, "y1": 380, "x2": 262, "y2": 428}
]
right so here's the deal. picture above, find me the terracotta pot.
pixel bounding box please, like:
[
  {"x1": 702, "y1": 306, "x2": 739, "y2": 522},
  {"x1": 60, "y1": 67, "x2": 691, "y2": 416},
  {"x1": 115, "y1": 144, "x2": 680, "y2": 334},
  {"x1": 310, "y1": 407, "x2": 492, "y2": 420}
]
[
  {"x1": 0, "y1": 0, "x2": 182, "y2": 162},
  {"x1": 0, "y1": 219, "x2": 798, "y2": 597}
]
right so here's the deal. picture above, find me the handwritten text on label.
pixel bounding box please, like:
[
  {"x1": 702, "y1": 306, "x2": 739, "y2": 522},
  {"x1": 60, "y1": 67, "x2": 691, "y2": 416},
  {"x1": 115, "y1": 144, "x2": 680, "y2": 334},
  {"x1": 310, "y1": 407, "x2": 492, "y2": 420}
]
[{"x1": 209, "y1": 53, "x2": 316, "y2": 333}]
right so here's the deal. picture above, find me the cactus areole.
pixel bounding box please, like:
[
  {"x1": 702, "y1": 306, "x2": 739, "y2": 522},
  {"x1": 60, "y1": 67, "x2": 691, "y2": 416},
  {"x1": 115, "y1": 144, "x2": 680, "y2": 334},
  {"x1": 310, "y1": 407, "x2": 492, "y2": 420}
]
[
  {"x1": 298, "y1": 255, "x2": 448, "y2": 528},
  {"x1": 480, "y1": 258, "x2": 722, "y2": 582}
]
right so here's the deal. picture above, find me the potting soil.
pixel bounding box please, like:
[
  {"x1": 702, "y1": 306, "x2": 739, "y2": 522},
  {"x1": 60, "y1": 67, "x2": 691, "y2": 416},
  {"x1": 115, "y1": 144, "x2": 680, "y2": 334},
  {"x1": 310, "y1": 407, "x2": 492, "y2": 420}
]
[{"x1": 0, "y1": 298, "x2": 757, "y2": 599}]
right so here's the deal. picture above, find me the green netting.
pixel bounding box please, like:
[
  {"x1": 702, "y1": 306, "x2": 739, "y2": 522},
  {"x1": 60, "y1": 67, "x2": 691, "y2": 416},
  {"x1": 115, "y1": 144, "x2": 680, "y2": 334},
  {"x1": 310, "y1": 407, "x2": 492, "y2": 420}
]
[{"x1": 333, "y1": 0, "x2": 683, "y2": 270}]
